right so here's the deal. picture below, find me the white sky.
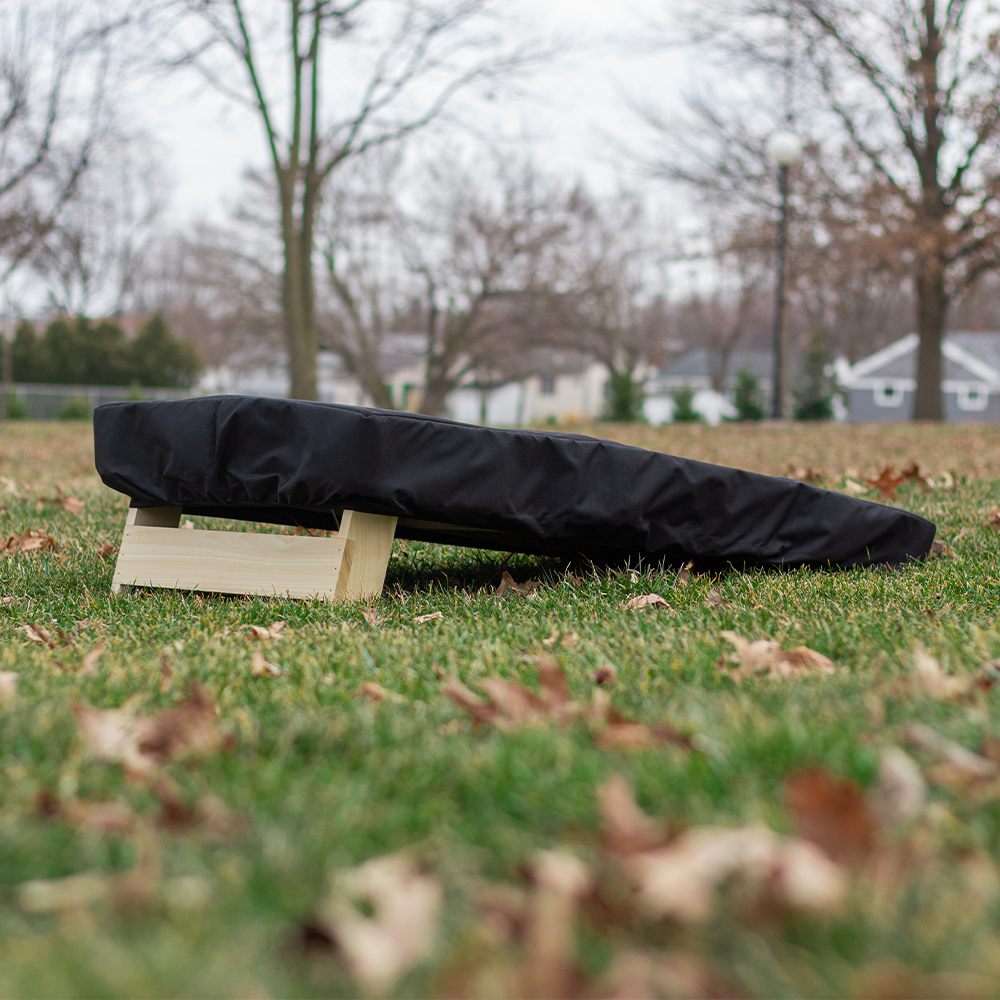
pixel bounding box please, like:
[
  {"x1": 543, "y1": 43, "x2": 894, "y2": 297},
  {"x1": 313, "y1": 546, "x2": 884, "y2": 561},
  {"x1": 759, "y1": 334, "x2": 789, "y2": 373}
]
[{"x1": 131, "y1": 0, "x2": 689, "y2": 226}]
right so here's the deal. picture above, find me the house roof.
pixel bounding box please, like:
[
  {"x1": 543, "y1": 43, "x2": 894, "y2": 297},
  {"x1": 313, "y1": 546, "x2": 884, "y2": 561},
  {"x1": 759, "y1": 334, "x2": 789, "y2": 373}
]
[
  {"x1": 655, "y1": 348, "x2": 778, "y2": 383},
  {"x1": 843, "y1": 332, "x2": 1000, "y2": 386}
]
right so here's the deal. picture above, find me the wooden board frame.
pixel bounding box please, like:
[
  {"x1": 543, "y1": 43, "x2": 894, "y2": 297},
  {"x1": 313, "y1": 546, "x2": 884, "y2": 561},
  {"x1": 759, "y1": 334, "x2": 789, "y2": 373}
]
[{"x1": 111, "y1": 506, "x2": 397, "y2": 602}]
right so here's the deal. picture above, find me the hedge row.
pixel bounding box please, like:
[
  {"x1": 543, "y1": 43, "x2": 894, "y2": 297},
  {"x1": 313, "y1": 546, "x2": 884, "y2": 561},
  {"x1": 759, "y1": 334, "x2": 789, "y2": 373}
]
[{"x1": 12, "y1": 314, "x2": 202, "y2": 388}]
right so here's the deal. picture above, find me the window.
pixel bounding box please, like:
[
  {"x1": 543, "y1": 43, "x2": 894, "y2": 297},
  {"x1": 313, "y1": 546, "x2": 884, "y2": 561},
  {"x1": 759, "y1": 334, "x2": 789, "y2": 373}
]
[
  {"x1": 957, "y1": 384, "x2": 990, "y2": 411},
  {"x1": 873, "y1": 381, "x2": 905, "y2": 408},
  {"x1": 540, "y1": 376, "x2": 555, "y2": 395}
]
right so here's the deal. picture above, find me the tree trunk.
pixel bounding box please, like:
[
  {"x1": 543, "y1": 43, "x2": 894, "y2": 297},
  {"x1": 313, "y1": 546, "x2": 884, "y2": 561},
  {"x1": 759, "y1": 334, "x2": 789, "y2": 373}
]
[{"x1": 912, "y1": 261, "x2": 946, "y2": 420}]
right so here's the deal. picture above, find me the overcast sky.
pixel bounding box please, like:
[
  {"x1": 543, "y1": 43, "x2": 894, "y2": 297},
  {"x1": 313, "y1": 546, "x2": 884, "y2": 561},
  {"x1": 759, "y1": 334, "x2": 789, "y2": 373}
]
[{"x1": 133, "y1": 0, "x2": 688, "y2": 225}]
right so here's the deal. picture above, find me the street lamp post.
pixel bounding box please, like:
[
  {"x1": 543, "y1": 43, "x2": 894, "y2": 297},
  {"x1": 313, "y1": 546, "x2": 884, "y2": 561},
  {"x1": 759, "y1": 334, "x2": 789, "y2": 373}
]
[{"x1": 766, "y1": 130, "x2": 801, "y2": 419}]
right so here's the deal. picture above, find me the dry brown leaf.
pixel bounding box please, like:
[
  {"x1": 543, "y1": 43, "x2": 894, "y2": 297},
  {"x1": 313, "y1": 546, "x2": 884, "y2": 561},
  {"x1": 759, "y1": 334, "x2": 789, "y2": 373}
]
[
  {"x1": 703, "y1": 588, "x2": 727, "y2": 608},
  {"x1": 39, "y1": 484, "x2": 85, "y2": 515},
  {"x1": 900, "y1": 461, "x2": 934, "y2": 492},
  {"x1": 625, "y1": 593, "x2": 672, "y2": 611},
  {"x1": 788, "y1": 465, "x2": 824, "y2": 484},
  {"x1": 19, "y1": 829, "x2": 161, "y2": 913},
  {"x1": 912, "y1": 647, "x2": 972, "y2": 701},
  {"x1": 623, "y1": 825, "x2": 847, "y2": 923},
  {"x1": 38, "y1": 790, "x2": 137, "y2": 836},
  {"x1": 988, "y1": 508, "x2": 1000, "y2": 531},
  {"x1": 867, "y1": 466, "x2": 907, "y2": 499},
  {"x1": 362, "y1": 605, "x2": 387, "y2": 628},
  {"x1": 675, "y1": 561, "x2": 694, "y2": 586},
  {"x1": 542, "y1": 628, "x2": 579, "y2": 648},
  {"x1": 1, "y1": 529, "x2": 57, "y2": 556},
  {"x1": 496, "y1": 571, "x2": 538, "y2": 597},
  {"x1": 869, "y1": 748, "x2": 926, "y2": 828},
  {"x1": 249, "y1": 621, "x2": 286, "y2": 641},
  {"x1": 902, "y1": 722, "x2": 998, "y2": 780},
  {"x1": 80, "y1": 644, "x2": 103, "y2": 676},
  {"x1": 591, "y1": 663, "x2": 617, "y2": 686},
  {"x1": 0, "y1": 595, "x2": 14, "y2": 606},
  {"x1": 0, "y1": 670, "x2": 17, "y2": 705},
  {"x1": 314, "y1": 852, "x2": 443, "y2": 996},
  {"x1": 974, "y1": 660, "x2": 1000, "y2": 692},
  {"x1": 595, "y1": 719, "x2": 692, "y2": 752},
  {"x1": 413, "y1": 611, "x2": 444, "y2": 624},
  {"x1": 721, "y1": 631, "x2": 836, "y2": 680},
  {"x1": 356, "y1": 681, "x2": 405, "y2": 705},
  {"x1": 250, "y1": 648, "x2": 281, "y2": 677},
  {"x1": 784, "y1": 767, "x2": 876, "y2": 867},
  {"x1": 597, "y1": 775, "x2": 672, "y2": 855},
  {"x1": 21, "y1": 622, "x2": 57, "y2": 647},
  {"x1": 522, "y1": 850, "x2": 592, "y2": 1000},
  {"x1": 75, "y1": 683, "x2": 230, "y2": 779},
  {"x1": 96, "y1": 541, "x2": 118, "y2": 558},
  {"x1": 844, "y1": 478, "x2": 869, "y2": 495}
]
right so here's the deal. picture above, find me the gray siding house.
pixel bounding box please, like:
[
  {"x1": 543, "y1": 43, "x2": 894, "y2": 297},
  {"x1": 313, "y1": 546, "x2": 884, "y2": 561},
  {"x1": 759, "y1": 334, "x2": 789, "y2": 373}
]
[{"x1": 841, "y1": 332, "x2": 1000, "y2": 422}]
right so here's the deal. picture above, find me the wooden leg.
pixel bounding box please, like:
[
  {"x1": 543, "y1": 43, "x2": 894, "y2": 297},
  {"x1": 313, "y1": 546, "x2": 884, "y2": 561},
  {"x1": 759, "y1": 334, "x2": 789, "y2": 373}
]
[
  {"x1": 338, "y1": 510, "x2": 397, "y2": 600},
  {"x1": 112, "y1": 505, "x2": 355, "y2": 601}
]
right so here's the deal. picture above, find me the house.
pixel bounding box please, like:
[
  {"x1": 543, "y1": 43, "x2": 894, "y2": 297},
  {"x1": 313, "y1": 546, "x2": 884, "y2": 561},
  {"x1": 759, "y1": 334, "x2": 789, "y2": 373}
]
[
  {"x1": 201, "y1": 338, "x2": 610, "y2": 425},
  {"x1": 840, "y1": 332, "x2": 1000, "y2": 421},
  {"x1": 645, "y1": 349, "x2": 776, "y2": 425}
]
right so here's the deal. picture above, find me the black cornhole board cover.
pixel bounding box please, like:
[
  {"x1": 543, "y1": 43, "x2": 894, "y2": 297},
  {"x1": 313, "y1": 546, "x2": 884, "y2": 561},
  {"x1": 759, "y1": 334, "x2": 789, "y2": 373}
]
[{"x1": 93, "y1": 395, "x2": 936, "y2": 570}]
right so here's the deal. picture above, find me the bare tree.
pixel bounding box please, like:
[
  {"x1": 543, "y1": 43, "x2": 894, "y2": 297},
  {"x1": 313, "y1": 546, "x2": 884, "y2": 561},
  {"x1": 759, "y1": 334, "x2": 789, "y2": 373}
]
[
  {"x1": 0, "y1": 2, "x2": 125, "y2": 291},
  {"x1": 656, "y1": 0, "x2": 1000, "y2": 419},
  {"x1": 152, "y1": 0, "x2": 540, "y2": 401}
]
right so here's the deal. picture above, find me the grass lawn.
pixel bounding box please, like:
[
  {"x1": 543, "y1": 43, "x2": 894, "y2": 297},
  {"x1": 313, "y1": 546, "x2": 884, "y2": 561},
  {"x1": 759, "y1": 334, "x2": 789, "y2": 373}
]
[{"x1": 1, "y1": 420, "x2": 1000, "y2": 998}]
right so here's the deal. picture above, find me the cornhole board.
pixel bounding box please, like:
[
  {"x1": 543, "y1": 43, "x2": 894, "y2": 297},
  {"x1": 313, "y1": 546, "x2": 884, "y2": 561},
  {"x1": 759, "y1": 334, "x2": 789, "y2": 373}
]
[{"x1": 94, "y1": 396, "x2": 937, "y2": 603}]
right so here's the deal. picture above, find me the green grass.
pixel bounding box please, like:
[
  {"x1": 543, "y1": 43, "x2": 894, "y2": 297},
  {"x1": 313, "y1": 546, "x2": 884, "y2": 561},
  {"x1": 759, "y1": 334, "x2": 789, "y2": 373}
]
[{"x1": 2, "y1": 423, "x2": 1000, "y2": 997}]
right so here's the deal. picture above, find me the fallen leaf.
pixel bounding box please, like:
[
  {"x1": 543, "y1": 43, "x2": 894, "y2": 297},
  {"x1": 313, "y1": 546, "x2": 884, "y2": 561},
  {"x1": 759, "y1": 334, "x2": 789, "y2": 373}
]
[
  {"x1": 675, "y1": 561, "x2": 693, "y2": 586},
  {"x1": 989, "y1": 509, "x2": 1000, "y2": 531},
  {"x1": 788, "y1": 465, "x2": 824, "y2": 484},
  {"x1": 624, "y1": 825, "x2": 847, "y2": 922},
  {"x1": 929, "y1": 539, "x2": 953, "y2": 558},
  {"x1": 597, "y1": 775, "x2": 672, "y2": 855},
  {"x1": 912, "y1": 647, "x2": 972, "y2": 701},
  {"x1": 542, "y1": 628, "x2": 579, "y2": 648},
  {"x1": 75, "y1": 683, "x2": 230, "y2": 779},
  {"x1": 356, "y1": 681, "x2": 405, "y2": 704},
  {"x1": 0, "y1": 596, "x2": 14, "y2": 606},
  {"x1": 413, "y1": 611, "x2": 444, "y2": 624},
  {"x1": 1, "y1": 529, "x2": 57, "y2": 556},
  {"x1": 900, "y1": 462, "x2": 934, "y2": 492},
  {"x1": 625, "y1": 593, "x2": 672, "y2": 611},
  {"x1": 869, "y1": 748, "x2": 926, "y2": 828},
  {"x1": 522, "y1": 850, "x2": 593, "y2": 999},
  {"x1": 867, "y1": 466, "x2": 907, "y2": 499},
  {"x1": 496, "y1": 571, "x2": 538, "y2": 597},
  {"x1": 784, "y1": 767, "x2": 876, "y2": 867},
  {"x1": 594, "y1": 950, "x2": 732, "y2": 1000},
  {"x1": 250, "y1": 649, "x2": 281, "y2": 677},
  {"x1": 96, "y1": 541, "x2": 118, "y2": 558},
  {"x1": 721, "y1": 631, "x2": 836, "y2": 680},
  {"x1": 591, "y1": 663, "x2": 617, "y2": 686},
  {"x1": 0, "y1": 671, "x2": 17, "y2": 704},
  {"x1": 249, "y1": 621, "x2": 286, "y2": 641},
  {"x1": 844, "y1": 478, "x2": 869, "y2": 495},
  {"x1": 39, "y1": 484, "x2": 85, "y2": 515},
  {"x1": 38, "y1": 791, "x2": 136, "y2": 836},
  {"x1": 21, "y1": 623, "x2": 57, "y2": 648},
  {"x1": 314, "y1": 852, "x2": 443, "y2": 996},
  {"x1": 902, "y1": 722, "x2": 998, "y2": 780},
  {"x1": 362, "y1": 605, "x2": 387, "y2": 628},
  {"x1": 703, "y1": 589, "x2": 726, "y2": 608},
  {"x1": 80, "y1": 644, "x2": 103, "y2": 676},
  {"x1": 594, "y1": 718, "x2": 692, "y2": 752}
]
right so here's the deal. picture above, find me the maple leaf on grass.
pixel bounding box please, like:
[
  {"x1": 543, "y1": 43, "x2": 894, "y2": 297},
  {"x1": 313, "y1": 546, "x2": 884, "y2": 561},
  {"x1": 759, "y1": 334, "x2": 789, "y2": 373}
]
[
  {"x1": 784, "y1": 767, "x2": 877, "y2": 867},
  {"x1": 248, "y1": 621, "x2": 286, "y2": 641},
  {"x1": 75, "y1": 683, "x2": 232, "y2": 780},
  {"x1": 625, "y1": 593, "x2": 672, "y2": 612},
  {"x1": 355, "y1": 681, "x2": 406, "y2": 705},
  {"x1": 362, "y1": 605, "x2": 388, "y2": 628},
  {"x1": 250, "y1": 648, "x2": 281, "y2": 677},
  {"x1": 867, "y1": 466, "x2": 907, "y2": 499},
  {"x1": 496, "y1": 571, "x2": 538, "y2": 597},
  {"x1": 96, "y1": 540, "x2": 118, "y2": 558},
  {"x1": 902, "y1": 722, "x2": 998, "y2": 785},
  {"x1": 1, "y1": 529, "x2": 58, "y2": 556},
  {"x1": 20, "y1": 623, "x2": 58, "y2": 648},
  {"x1": 412, "y1": 611, "x2": 444, "y2": 624},
  {"x1": 703, "y1": 589, "x2": 727, "y2": 608},
  {"x1": 597, "y1": 775, "x2": 673, "y2": 855},
  {"x1": 721, "y1": 631, "x2": 836, "y2": 680},
  {"x1": 312, "y1": 852, "x2": 443, "y2": 997},
  {"x1": 911, "y1": 646, "x2": 973, "y2": 701},
  {"x1": 38, "y1": 484, "x2": 85, "y2": 514},
  {"x1": 988, "y1": 508, "x2": 1000, "y2": 531}
]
